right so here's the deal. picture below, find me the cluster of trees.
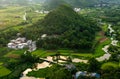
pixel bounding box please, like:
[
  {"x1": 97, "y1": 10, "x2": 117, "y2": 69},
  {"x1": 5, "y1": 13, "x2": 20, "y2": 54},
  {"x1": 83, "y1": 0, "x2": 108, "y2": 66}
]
[
  {"x1": 0, "y1": 29, "x2": 18, "y2": 47},
  {"x1": 108, "y1": 45, "x2": 120, "y2": 62},
  {"x1": 27, "y1": 58, "x2": 101, "y2": 79},
  {"x1": 101, "y1": 68, "x2": 120, "y2": 79},
  {"x1": 28, "y1": 64, "x2": 73, "y2": 79},
  {"x1": 101, "y1": 62, "x2": 120, "y2": 79},
  {"x1": 0, "y1": 52, "x2": 40, "y2": 79},
  {"x1": 22, "y1": 5, "x2": 100, "y2": 50},
  {"x1": 103, "y1": 6, "x2": 120, "y2": 24},
  {"x1": 46, "y1": 65, "x2": 73, "y2": 79},
  {"x1": 75, "y1": 58, "x2": 120, "y2": 79},
  {"x1": 101, "y1": 6, "x2": 120, "y2": 41}
]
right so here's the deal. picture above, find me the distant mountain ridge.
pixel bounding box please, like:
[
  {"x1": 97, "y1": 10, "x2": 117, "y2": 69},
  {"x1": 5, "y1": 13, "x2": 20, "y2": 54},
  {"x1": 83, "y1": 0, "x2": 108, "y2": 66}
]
[
  {"x1": 43, "y1": 0, "x2": 120, "y2": 10},
  {"x1": 0, "y1": 0, "x2": 120, "y2": 7},
  {"x1": 64, "y1": 0, "x2": 99, "y2": 7}
]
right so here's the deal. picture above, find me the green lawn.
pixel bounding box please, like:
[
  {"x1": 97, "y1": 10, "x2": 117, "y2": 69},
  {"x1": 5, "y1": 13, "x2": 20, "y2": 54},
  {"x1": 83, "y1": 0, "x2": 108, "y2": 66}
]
[
  {"x1": 0, "y1": 6, "x2": 25, "y2": 29},
  {"x1": 0, "y1": 6, "x2": 46, "y2": 32},
  {"x1": 4, "y1": 49, "x2": 27, "y2": 58},
  {"x1": 93, "y1": 38, "x2": 111, "y2": 57},
  {"x1": 0, "y1": 47, "x2": 11, "y2": 57},
  {"x1": 102, "y1": 23, "x2": 108, "y2": 32},
  {"x1": 32, "y1": 49, "x2": 56, "y2": 58},
  {"x1": 27, "y1": 67, "x2": 49, "y2": 78},
  {"x1": 101, "y1": 62, "x2": 119, "y2": 70},
  {"x1": 0, "y1": 63, "x2": 3, "y2": 65},
  {"x1": 32, "y1": 49, "x2": 91, "y2": 59},
  {"x1": 0, "y1": 66, "x2": 11, "y2": 77}
]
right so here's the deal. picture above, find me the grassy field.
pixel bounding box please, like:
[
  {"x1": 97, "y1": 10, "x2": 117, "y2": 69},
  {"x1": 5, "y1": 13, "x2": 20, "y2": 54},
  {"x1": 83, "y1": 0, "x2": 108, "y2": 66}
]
[
  {"x1": 93, "y1": 38, "x2": 111, "y2": 57},
  {"x1": 0, "y1": 6, "x2": 46, "y2": 31},
  {"x1": 27, "y1": 67, "x2": 49, "y2": 78},
  {"x1": 0, "y1": 6, "x2": 25, "y2": 29},
  {"x1": 101, "y1": 62, "x2": 119, "y2": 70},
  {"x1": 0, "y1": 66, "x2": 11, "y2": 77},
  {"x1": 32, "y1": 49, "x2": 56, "y2": 58},
  {"x1": 4, "y1": 49, "x2": 27, "y2": 58}
]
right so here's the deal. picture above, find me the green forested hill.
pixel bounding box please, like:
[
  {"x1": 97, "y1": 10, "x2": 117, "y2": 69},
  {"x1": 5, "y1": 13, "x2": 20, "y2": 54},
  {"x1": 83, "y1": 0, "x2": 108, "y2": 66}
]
[{"x1": 23, "y1": 5, "x2": 100, "y2": 50}]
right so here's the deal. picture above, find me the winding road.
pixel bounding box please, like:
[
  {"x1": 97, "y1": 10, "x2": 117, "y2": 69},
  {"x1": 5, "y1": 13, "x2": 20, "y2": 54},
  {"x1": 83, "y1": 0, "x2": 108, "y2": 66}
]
[{"x1": 96, "y1": 24, "x2": 118, "y2": 61}]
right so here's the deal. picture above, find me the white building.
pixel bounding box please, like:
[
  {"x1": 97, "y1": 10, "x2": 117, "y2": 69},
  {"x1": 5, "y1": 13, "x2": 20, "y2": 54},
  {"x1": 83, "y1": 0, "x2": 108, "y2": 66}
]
[
  {"x1": 41, "y1": 34, "x2": 47, "y2": 39},
  {"x1": 35, "y1": 10, "x2": 49, "y2": 14},
  {"x1": 74, "y1": 8, "x2": 81, "y2": 12},
  {"x1": 7, "y1": 37, "x2": 37, "y2": 52},
  {"x1": 8, "y1": 43, "x2": 17, "y2": 49},
  {"x1": 28, "y1": 41, "x2": 37, "y2": 52},
  {"x1": 18, "y1": 44, "x2": 24, "y2": 49},
  {"x1": 43, "y1": 11, "x2": 49, "y2": 14}
]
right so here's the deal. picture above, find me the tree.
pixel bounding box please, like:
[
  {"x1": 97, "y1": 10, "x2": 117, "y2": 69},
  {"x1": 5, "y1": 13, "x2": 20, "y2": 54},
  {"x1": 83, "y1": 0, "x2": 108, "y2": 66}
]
[
  {"x1": 109, "y1": 45, "x2": 120, "y2": 62},
  {"x1": 46, "y1": 65, "x2": 72, "y2": 79},
  {"x1": 20, "y1": 51, "x2": 39, "y2": 63},
  {"x1": 88, "y1": 58, "x2": 100, "y2": 72}
]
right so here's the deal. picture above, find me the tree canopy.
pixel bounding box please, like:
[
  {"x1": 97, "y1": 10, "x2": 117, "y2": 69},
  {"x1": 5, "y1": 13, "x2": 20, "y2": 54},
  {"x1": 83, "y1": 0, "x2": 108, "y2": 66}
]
[{"x1": 22, "y1": 5, "x2": 100, "y2": 50}]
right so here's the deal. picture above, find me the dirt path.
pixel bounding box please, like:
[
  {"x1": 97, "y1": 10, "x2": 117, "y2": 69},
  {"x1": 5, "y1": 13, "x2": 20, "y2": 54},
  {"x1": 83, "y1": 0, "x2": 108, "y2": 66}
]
[
  {"x1": 96, "y1": 24, "x2": 118, "y2": 61},
  {"x1": 23, "y1": 12, "x2": 26, "y2": 21}
]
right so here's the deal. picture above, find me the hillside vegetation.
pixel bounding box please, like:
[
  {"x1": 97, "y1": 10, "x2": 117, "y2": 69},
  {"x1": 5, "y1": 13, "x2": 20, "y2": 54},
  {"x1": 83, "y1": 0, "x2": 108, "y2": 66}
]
[{"x1": 23, "y1": 5, "x2": 100, "y2": 50}]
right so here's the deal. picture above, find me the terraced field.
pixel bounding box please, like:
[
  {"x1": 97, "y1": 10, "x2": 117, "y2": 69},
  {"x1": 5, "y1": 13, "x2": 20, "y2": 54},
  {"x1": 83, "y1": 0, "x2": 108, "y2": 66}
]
[
  {"x1": 0, "y1": 6, "x2": 46, "y2": 30},
  {"x1": 0, "y1": 64, "x2": 11, "y2": 77}
]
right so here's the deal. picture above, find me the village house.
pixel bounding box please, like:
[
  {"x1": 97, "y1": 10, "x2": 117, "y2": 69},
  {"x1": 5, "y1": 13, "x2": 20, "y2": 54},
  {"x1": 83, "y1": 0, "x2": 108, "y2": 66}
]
[
  {"x1": 74, "y1": 8, "x2": 81, "y2": 12},
  {"x1": 35, "y1": 10, "x2": 49, "y2": 14},
  {"x1": 43, "y1": 11, "x2": 49, "y2": 14},
  {"x1": 7, "y1": 37, "x2": 37, "y2": 52},
  {"x1": 28, "y1": 41, "x2": 37, "y2": 52},
  {"x1": 7, "y1": 37, "x2": 27, "y2": 49},
  {"x1": 41, "y1": 34, "x2": 47, "y2": 39},
  {"x1": 75, "y1": 71, "x2": 100, "y2": 79}
]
